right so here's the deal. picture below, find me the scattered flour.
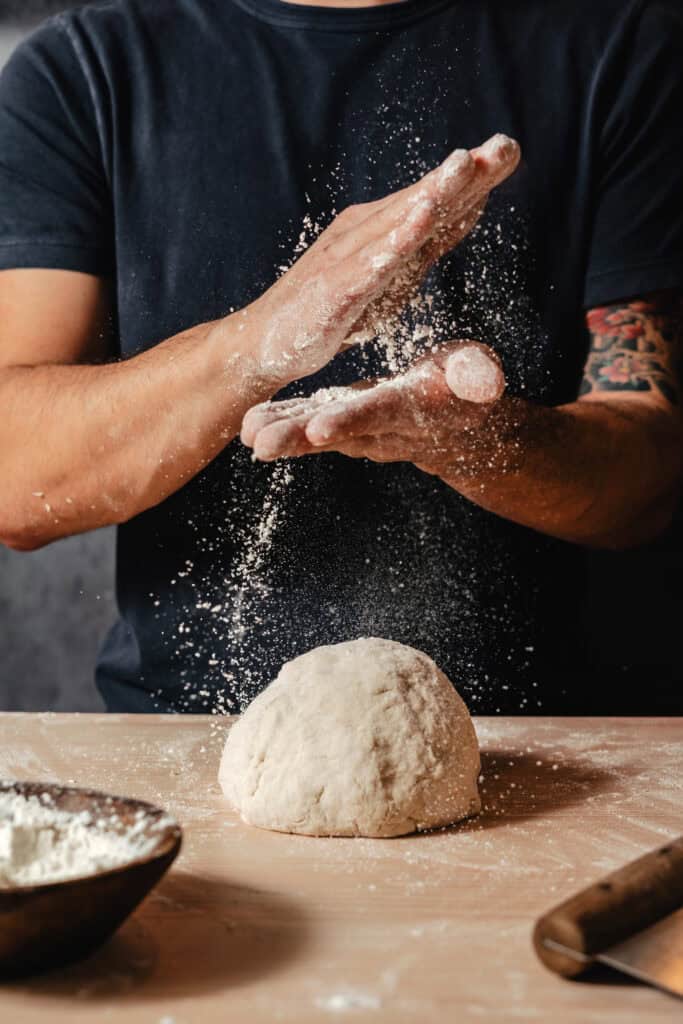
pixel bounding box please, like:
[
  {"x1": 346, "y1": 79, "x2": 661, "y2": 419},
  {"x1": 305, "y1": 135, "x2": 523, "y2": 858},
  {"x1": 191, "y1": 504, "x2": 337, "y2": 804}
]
[
  {"x1": 315, "y1": 989, "x2": 382, "y2": 1013},
  {"x1": 0, "y1": 789, "x2": 174, "y2": 887},
  {"x1": 160, "y1": 138, "x2": 545, "y2": 716},
  {"x1": 213, "y1": 460, "x2": 295, "y2": 711}
]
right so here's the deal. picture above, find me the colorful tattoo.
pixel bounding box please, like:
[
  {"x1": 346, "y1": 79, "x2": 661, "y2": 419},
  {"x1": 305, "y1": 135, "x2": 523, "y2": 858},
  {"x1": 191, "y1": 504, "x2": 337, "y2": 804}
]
[{"x1": 580, "y1": 294, "x2": 682, "y2": 405}]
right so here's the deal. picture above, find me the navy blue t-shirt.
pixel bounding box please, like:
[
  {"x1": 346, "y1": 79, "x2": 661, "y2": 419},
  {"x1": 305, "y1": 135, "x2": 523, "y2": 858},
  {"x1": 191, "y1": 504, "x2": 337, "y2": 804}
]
[{"x1": 1, "y1": 0, "x2": 682, "y2": 713}]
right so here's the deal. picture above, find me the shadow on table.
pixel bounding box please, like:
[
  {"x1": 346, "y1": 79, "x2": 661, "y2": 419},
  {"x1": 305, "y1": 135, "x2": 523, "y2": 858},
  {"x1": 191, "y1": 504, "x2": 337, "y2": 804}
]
[
  {"x1": 417, "y1": 748, "x2": 619, "y2": 838},
  {"x1": 7, "y1": 870, "x2": 311, "y2": 1001}
]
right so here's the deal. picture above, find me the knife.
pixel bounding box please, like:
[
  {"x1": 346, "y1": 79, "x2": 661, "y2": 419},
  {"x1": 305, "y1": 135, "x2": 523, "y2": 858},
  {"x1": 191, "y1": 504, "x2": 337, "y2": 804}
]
[{"x1": 533, "y1": 836, "x2": 683, "y2": 999}]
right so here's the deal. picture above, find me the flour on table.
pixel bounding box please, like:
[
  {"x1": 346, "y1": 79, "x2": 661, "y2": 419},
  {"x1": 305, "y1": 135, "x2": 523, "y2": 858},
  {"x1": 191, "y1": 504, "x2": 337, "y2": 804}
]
[
  {"x1": 315, "y1": 989, "x2": 382, "y2": 1013},
  {"x1": 219, "y1": 637, "x2": 481, "y2": 838}
]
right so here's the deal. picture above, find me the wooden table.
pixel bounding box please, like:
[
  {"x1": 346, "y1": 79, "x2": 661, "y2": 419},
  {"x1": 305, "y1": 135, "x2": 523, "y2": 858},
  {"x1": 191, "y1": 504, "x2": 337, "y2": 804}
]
[{"x1": 0, "y1": 714, "x2": 681, "y2": 1022}]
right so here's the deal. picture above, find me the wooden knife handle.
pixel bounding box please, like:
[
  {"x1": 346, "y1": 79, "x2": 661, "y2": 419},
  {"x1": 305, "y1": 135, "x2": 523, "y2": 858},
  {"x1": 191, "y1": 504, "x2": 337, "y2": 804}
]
[{"x1": 533, "y1": 836, "x2": 683, "y2": 978}]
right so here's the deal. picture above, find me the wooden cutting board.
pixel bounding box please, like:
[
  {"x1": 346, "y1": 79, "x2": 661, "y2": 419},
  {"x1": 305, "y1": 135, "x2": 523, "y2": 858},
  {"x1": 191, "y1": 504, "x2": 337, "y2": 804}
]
[{"x1": 0, "y1": 713, "x2": 680, "y2": 1022}]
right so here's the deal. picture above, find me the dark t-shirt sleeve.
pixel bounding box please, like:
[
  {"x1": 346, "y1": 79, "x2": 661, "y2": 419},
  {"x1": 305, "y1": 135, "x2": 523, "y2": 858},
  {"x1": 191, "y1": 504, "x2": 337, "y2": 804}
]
[
  {"x1": 0, "y1": 17, "x2": 113, "y2": 275},
  {"x1": 584, "y1": 1, "x2": 683, "y2": 308}
]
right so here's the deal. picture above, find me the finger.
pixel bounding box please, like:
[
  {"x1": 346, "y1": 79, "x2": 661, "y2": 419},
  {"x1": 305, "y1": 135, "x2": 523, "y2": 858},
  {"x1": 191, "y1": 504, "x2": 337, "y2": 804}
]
[
  {"x1": 241, "y1": 398, "x2": 320, "y2": 448},
  {"x1": 305, "y1": 357, "x2": 459, "y2": 445},
  {"x1": 250, "y1": 417, "x2": 377, "y2": 461},
  {"x1": 463, "y1": 133, "x2": 520, "y2": 187},
  {"x1": 339, "y1": 242, "x2": 434, "y2": 345},
  {"x1": 352, "y1": 200, "x2": 484, "y2": 326},
  {"x1": 326, "y1": 151, "x2": 476, "y2": 261},
  {"x1": 241, "y1": 387, "x2": 352, "y2": 447},
  {"x1": 353, "y1": 202, "x2": 483, "y2": 328},
  {"x1": 443, "y1": 343, "x2": 506, "y2": 404},
  {"x1": 255, "y1": 434, "x2": 406, "y2": 464},
  {"x1": 304, "y1": 382, "x2": 405, "y2": 446},
  {"x1": 333, "y1": 434, "x2": 407, "y2": 464},
  {"x1": 453, "y1": 134, "x2": 520, "y2": 202},
  {"x1": 251, "y1": 414, "x2": 313, "y2": 461},
  {"x1": 431, "y1": 136, "x2": 519, "y2": 231},
  {"x1": 330, "y1": 197, "x2": 438, "y2": 308},
  {"x1": 431, "y1": 135, "x2": 519, "y2": 242},
  {"x1": 241, "y1": 399, "x2": 306, "y2": 448},
  {"x1": 386, "y1": 133, "x2": 517, "y2": 221},
  {"x1": 333, "y1": 137, "x2": 519, "y2": 317},
  {"x1": 421, "y1": 198, "x2": 487, "y2": 266},
  {"x1": 325, "y1": 134, "x2": 518, "y2": 261},
  {"x1": 247, "y1": 388, "x2": 366, "y2": 459},
  {"x1": 241, "y1": 401, "x2": 274, "y2": 448}
]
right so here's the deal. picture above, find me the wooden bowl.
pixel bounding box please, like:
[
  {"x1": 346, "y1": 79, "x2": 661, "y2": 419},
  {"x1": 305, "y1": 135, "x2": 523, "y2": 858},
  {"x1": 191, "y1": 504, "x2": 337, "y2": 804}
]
[{"x1": 0, "y1": 780, "x2": 182, "y2": 978}]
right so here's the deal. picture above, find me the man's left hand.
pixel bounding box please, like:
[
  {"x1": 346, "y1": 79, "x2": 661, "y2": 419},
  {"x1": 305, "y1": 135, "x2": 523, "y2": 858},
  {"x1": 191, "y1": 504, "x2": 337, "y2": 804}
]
[{"x1": 240, "y1": 342, "x2": 506, "y2": 476}]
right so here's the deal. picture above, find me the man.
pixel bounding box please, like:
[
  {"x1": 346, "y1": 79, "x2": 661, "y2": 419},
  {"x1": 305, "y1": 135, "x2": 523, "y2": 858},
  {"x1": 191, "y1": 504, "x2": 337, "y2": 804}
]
[{"x1": 0, "y1": 0, "x2": 681, "y2": 714}]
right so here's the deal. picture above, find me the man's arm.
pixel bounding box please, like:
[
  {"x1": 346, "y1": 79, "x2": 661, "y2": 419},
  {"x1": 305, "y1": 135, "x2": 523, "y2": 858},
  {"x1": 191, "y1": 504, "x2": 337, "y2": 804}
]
[
  {"x1": 0, "y1": 135, "x2": 518, "y2": 551},
  {"x1": 242, "y1": 291, "x2": 683, "y2": 550},
  {"x1": 464, "y1": 290, "x2": 683, "y2": 547},
  {"x1": 0, "y1": 268, "x2": 273, "y2": 551},
  {"x1": 580, "y1": 295, "x2": 681, "y2": 404}
]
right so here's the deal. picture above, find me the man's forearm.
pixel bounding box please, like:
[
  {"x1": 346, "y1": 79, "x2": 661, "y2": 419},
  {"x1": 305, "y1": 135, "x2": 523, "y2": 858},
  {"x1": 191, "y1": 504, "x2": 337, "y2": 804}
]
[
  {"x1": 440, "y1": 395, "x2": 682, "y2": 548},
  {"x1": 241, "y1": 341, "x2": 682, "y2": 550},
  {"x1": 0, "y1": 316, "x2": 279, "y2": 550}
]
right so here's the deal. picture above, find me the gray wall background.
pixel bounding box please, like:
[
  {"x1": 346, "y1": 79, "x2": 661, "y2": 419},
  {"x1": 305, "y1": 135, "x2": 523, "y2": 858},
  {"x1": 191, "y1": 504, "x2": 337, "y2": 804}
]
[{"x1": 0, "y1": 4, "x2": 115, "y2": 712}]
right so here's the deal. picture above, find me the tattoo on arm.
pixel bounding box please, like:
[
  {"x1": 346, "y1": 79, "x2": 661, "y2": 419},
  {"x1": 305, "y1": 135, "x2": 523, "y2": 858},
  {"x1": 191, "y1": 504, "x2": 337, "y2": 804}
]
[{"x1": 580, "y1": 293, "x2": 683, "y2": 405}]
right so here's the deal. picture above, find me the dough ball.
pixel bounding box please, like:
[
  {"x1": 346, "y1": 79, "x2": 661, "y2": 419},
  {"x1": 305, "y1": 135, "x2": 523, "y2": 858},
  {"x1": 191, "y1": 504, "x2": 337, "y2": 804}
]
[{"x1": 219, "y1": 637, "x2": 481, "y2": 838}]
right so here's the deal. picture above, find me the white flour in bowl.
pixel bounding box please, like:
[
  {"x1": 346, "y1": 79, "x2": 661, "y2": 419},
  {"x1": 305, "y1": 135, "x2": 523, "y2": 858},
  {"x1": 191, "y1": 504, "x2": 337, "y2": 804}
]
[{"x1": 0, "y1": 789, "x2": 172, "y2": 888}]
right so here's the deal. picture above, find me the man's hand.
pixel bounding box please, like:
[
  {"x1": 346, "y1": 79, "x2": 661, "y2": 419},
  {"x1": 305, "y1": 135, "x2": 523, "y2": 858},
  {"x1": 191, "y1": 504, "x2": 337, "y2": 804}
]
[
  {"x1": 241, "y1": 342, "x2": 505, "y2": 466},
  {"x1": 242, "y1": 294, "x2": 683, "y2": 550},
  {"x1": 242, "y1": 134, "x2": 520, "y2": 385}
]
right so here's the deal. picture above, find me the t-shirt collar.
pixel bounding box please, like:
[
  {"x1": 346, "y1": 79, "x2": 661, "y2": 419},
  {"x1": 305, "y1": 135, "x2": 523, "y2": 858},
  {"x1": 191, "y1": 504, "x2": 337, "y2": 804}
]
[{"x1": 230, "y1": 0, "x2": 454, "y2": 31}]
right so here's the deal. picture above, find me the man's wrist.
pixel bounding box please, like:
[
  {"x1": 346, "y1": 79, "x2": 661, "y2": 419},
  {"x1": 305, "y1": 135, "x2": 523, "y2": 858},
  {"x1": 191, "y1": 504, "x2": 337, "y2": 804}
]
[
  {"x1": 434, "y1": 397, "x2": 528, "y2": 486},
  {"x1": 207, "y1": 313, "x2": 290, "y2": 405}
]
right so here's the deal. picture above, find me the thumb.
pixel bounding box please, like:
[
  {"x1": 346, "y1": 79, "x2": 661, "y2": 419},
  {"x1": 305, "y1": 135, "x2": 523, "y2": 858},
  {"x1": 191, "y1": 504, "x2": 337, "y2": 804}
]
[{"x1": 442, "y1": 342, "x2": 505, "y2": 404}]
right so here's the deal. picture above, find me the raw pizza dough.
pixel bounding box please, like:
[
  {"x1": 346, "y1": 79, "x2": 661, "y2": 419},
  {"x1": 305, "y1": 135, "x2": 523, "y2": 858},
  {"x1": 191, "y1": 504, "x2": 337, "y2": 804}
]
[{"x1": 219, "y1": 637, "x2": 481, "y2": 838}]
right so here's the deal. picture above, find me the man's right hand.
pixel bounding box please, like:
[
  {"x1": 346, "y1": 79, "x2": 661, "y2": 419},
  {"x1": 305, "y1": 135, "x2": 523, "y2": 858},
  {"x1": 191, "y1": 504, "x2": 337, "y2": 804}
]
[{"x1": 241, "y1": 133, "x2": 520, "y2": 386}]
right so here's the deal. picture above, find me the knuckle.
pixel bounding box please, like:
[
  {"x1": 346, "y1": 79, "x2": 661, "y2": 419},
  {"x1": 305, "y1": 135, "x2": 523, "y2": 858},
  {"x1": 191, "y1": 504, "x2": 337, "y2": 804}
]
[{"x1": 338, "y1": 202, "x2": 363, "y2": 221}]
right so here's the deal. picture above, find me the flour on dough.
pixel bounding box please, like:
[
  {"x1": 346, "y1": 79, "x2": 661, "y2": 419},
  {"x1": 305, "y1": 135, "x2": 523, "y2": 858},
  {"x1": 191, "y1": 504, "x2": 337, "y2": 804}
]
[{"x1": 219, "y1": 637, "x2": 481, "y2": 838}]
